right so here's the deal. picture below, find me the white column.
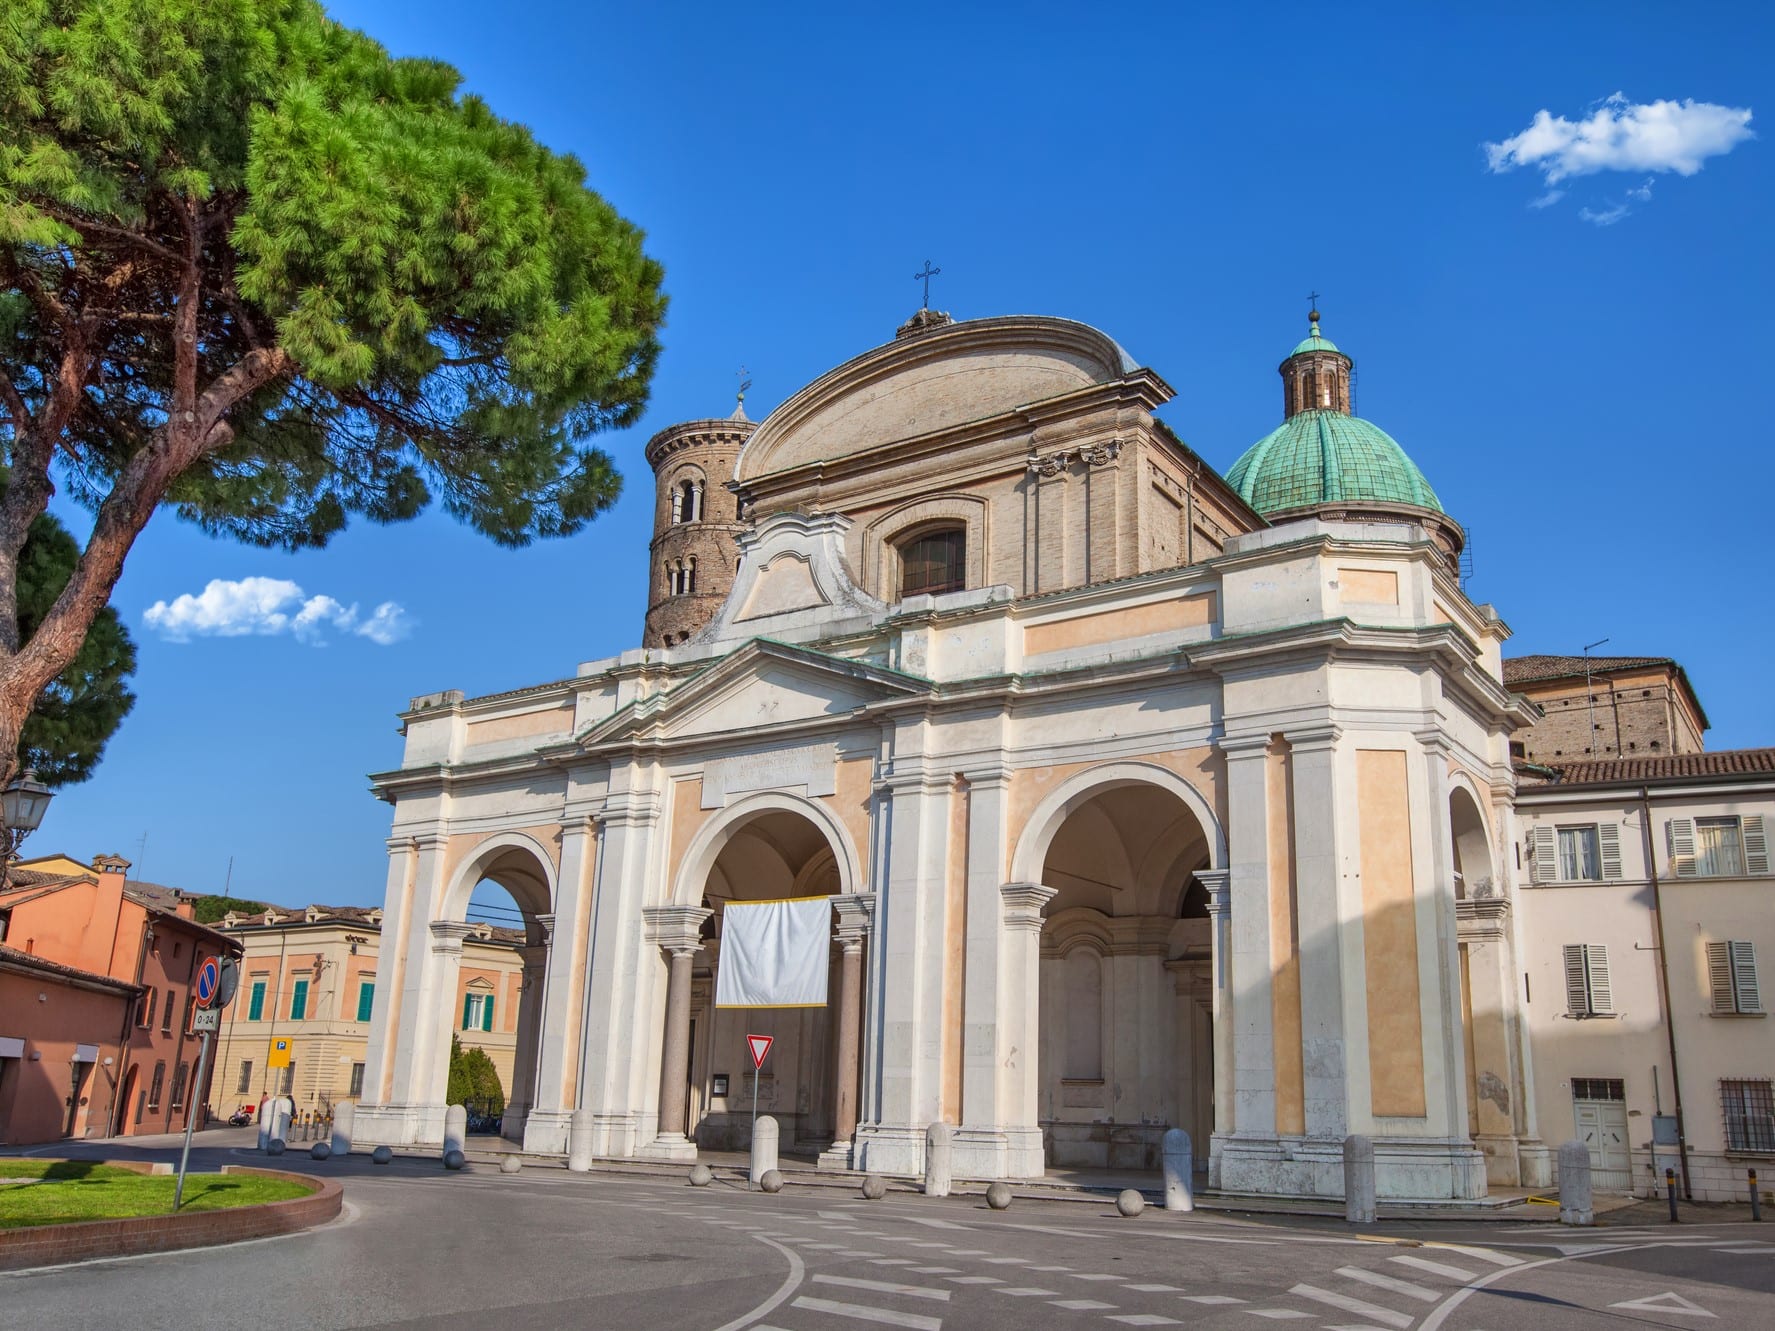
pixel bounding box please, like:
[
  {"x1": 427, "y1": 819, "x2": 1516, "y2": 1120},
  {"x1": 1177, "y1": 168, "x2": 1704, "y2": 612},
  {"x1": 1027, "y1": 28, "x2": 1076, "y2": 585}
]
[
  {"x1": 503, "y1": 923, "x2": 550, "y2": 1140},
  {"x1": 574, "y1": 783, "x2": 662, "y2": 1159},
  {"x1": 819, "y1": 893, "x2": 876, "y2": 1170},
  {"x1": 360, "y1": 832, "x2": 451, "y2": 1145},
  {"x1": 1196, "y1": 869, "x2": 1232, "y2": 1186},
  {"x1": 854, "y1": 762, "x2": 950, "y2": 1176},
  {"x1": 999, "y1": 882, "x2": 1055, "y2": 1176},
  {"x1": 957, "y1": 767, "x2": 1018, "y2": 1177},
  {"x1": 1221, "y1": 737, "x2": 1276, "y2": 1139},
  {"x1": 1288, "y1": 725, "x2": 1349, "y2": 1140},
  {"x1": 360, "y1": 836, "x2": 417, "y2": 1117},
  {"x1": 526, "y1": 817, "x2": 597, "y2": 1154},
  {"x1": 640, "y1": 905, "x2": 711, "y2": 1160}
]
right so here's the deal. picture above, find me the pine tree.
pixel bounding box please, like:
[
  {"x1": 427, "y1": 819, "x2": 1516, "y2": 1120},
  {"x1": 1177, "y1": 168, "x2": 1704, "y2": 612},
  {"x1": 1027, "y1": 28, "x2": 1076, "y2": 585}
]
[{"x1": 0, "y1": 0, "x2": 665, "y2": 783}]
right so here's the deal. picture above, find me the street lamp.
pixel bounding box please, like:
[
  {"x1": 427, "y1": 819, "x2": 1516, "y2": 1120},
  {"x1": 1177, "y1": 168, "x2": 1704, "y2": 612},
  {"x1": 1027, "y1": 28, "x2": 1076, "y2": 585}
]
[{"x1": 1, "y1": 768, "x2": 54, "y2": 886}]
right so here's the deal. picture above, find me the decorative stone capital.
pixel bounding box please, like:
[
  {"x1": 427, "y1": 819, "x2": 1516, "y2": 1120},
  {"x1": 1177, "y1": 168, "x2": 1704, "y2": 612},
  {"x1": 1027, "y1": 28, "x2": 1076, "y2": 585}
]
[
  {"x1": 1216, "y1": 732, "x2": 1274, "y2": 760},
  {"x1": 1000, "y1": 882, "x2": 1057, "y2": 932},
  {"x1": 1027, "y1": 450, "x2": 1071, "y2": 478},
  {"x1": 644, "y1": 905, "x2": 712, "y2": 957},
  {"x1": 1079, "y1": 439, "x2": 1122, "y2": 467},
  {"x1": 533, "y1": 912, "x2": 556, "y2": 944},
  {"x1": 1194, "y1": 869, "x2": 1232, "y2": 919},
  {"x1": 1285, "y1": 723, "x2": 1342, "y2": 754},
  {"x1": 428, "y1": 920, "x2": 477, "y2": 956},
  {"x1": 1456, "y1": 896, "x2": 1510, "y2": 939},
  {"x1": 833, "y1": 893, "x2": 877, "y2": 945}
]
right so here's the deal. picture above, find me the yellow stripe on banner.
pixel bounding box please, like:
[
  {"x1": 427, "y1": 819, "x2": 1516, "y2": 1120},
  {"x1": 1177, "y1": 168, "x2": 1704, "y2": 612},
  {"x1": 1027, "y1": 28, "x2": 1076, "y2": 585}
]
[
  {"x1": 714, "y1": 1002, "x2": 830, "y2": 1009},
  {"x1": 720, "y1": 896, "x2": 833, "y2": 907}
]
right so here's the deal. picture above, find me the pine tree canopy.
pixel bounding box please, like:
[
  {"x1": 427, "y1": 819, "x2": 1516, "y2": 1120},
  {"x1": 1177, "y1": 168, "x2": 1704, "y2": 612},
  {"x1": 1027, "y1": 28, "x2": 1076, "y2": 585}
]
[{"x1": 0, "y1": 0, "x2": 665, "y2": 784}]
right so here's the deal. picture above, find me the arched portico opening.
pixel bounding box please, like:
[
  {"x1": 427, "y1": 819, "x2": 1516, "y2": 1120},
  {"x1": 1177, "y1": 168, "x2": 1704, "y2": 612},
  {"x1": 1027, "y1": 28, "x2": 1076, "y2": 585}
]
[
  {"x1": 1033, "y1": 775, "x2": 1217, "y2": 1172},
  {"x1": 646, "y1": 796, "x2": 871, "y2": 1167},
  {"x1": 433, "y1": 836, "x2": 555, "y2": 1146},
  {"x1": 1449, "y1": 780, "x2": 1518, "y2": 1176}
]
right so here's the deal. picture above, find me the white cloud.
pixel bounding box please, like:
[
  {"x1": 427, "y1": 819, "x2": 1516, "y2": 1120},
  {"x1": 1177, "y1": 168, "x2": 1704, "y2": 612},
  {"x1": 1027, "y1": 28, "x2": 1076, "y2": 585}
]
[
  {"x1": 1485, "y1": 93, "x2": 1754, "y2": 184},
  {"x1": 1579, "y1": 203, "x2": 1631, "y2": 227},
  {"x1": 1528, "y1": 188, "x2": 1566, "y2": 210},
  {"x1": 1627, "y1": 177, "x2": 1655, "y2": 201},
  {"x1": 144, "y1": 577, "x2": 412, "y2": 646}
]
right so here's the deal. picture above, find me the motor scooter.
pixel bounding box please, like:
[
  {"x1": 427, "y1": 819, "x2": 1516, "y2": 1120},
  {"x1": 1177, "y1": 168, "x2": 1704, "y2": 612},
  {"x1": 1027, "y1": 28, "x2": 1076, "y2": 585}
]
[{"x1": 228, "y1": 1104, "x2": 256, "y2": 1127}]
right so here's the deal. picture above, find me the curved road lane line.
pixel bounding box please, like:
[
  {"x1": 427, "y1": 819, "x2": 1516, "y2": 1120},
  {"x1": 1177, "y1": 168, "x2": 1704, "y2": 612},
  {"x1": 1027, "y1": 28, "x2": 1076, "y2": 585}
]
[
  {"x1": 712, "y1": 1233, "x2": 806, "y2": 1331},
  {"x1": 1418, "y1": 1243, "x2": 1656, "y2": 1331}
]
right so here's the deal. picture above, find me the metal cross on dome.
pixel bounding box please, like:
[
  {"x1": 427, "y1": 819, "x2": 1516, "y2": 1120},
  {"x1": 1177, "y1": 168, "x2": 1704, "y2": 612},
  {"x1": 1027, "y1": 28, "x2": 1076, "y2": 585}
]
[
  {"x1": 914, "y1": 260, "x2": 941, "y2": 310},
  {"x1": 1307, "y1": 290, "x2": 1322, "y2": 316}
]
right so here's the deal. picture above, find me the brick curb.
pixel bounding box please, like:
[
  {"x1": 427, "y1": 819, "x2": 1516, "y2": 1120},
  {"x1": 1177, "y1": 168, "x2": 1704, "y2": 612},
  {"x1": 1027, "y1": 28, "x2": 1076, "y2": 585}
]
[{"x1": 0, "y1": 1163, "x2": 341, "y2": 1271}]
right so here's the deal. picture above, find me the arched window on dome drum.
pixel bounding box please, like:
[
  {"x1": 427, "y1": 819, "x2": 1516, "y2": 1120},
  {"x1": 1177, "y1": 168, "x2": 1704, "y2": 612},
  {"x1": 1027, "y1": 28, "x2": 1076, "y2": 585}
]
[
  {"x1": 674, "y1": 478, "x2": 700, "y2": 524},
  {"x1": 899, "y1": 527, "x2": 966, "y2": 598}
]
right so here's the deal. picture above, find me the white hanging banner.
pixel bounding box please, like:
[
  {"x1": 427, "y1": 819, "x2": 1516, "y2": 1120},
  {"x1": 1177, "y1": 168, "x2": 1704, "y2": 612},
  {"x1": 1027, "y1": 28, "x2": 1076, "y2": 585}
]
[{"x1": 715, "y1": 897, "x2": 831, "y2": 1009}]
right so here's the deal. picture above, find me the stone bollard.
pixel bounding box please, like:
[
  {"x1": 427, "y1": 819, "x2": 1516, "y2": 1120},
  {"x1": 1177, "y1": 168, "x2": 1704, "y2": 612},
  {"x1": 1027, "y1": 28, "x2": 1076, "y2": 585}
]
[
  {"x1": 500, "y1": 1154, "x2": 523, "y2": 1175},
  {"x1": 567, "y1": 1107, "x2": 595, "y2": 1172},
  {"x1": 443, "y1": 1149, "x2": 466, "y2": 1171},
  {"x1": 1343, "y1": 1134, "x2": 1376, "y2": 1225},
  {"x1": 689, "y1": 1163, "x2": 713, "y2": 1187},
  {"x1": 924, "y1": 1122, "x2": 953, "y2": 1198},
  {"x1": 267, "y1": 1137, "x2": 286, "y2": 1156},
  {"x1": 861, "y1": 1174, "x2": 887, "y2": 1200},
  {"x1": 1116, "y1": 1189, "x2": 1146, "y2": 1217},
  {"x1": 759, "y1": 1168, "x2": 784, "y2": 1194},
  {"x1": 331, "y1": 1101, "x2": 355, "y2": 1156},
  {"x1": 986, "y1": 1182, "x2": 1013, "y2": 1211},
  {"x1": 310, "y1": 1141, "x2": 331, "y2": 1161},
  {"x1": 751, "y1": 1115, "x2": 780, "y2": 1188},
  {"x1": 443, "y1": 1104, "x2": 468, "y2": 1160},
  {"x1": 371, "y1": 1145, "x2": 393, "y2": 1165},
  {"x1": 269, "y1": 1097, "x2": 293, "y2": 1146},
  {"x1": 1558, "y1": 1140, "x2": 1593, "y2": 1226},
  {"x1": 1162, "y1": 1128, "x2": 1195, "y2": 1213}
]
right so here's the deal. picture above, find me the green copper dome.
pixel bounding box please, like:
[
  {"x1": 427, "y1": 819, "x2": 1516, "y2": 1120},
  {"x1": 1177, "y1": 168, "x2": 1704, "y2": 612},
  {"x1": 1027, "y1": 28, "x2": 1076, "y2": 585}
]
[
  {"x1": 1289, "y1": 328, "x2": 1341, "y2": 357},
  {"x1": 1226, "y1": 409, "x2": 1443, "y2": 515}
]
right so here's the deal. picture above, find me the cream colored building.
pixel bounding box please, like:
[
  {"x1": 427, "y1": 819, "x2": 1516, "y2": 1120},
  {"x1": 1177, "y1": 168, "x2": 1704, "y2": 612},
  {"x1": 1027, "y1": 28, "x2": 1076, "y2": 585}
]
[
  {"x1": 352, "y1": 307, "x2": 1564, "y2": 1202},
  {"x1": 205, "y1": 904, "x2": 527, "y2": 1119},
  {"x1": 1514, "y1": 749, "x2": 1775, "y2": 1200}
]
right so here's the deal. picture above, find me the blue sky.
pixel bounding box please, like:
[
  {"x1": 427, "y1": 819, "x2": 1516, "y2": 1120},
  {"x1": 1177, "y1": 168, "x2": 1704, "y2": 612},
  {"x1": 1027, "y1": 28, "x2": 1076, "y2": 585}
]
[{"x1": 36, "y1": 1, "x2": 1774, "y2": 908}]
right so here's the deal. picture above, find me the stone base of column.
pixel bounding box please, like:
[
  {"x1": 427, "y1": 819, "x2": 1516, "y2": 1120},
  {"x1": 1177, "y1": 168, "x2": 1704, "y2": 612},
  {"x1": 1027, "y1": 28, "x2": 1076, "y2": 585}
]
[
  {"x1": 1473, "y1": 1131, "x2": 1525, "y2": 1186},
  {"x1": 582, "y1": 1111, "x2": 642, "y2": 1159},
  {"x1": 948, "y1": 1125, "x2": 1046, "y2": 1180},
  {"x1": 351, "y1": 1101, "x2": 446, "y2": 1148},
  {"x1": 522, "y1": 1109, "x2": 573, "y2": 1156},
  {"x1": 852, "y1": 1122, "x2": 926, "y2": 1177},
  {"x1": 816, "y1": 1139, "x2": 855, "y2": 1172},
  {"x1": 638, "y1": 1132, "x2": 700, "y2": 1163},
  {"x1": 1515, "y1": 1137, "x2": 1555, "y2": 1189},
  {"x1": 1215, "y1": 1132, "x2": 1489, "y2": 1201}
]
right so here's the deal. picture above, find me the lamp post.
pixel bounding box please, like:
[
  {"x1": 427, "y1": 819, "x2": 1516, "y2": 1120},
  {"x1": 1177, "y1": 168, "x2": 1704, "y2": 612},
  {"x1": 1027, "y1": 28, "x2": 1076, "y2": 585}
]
[{"x1": 1, "y1": 768, "x2": 55, "y2": 889}]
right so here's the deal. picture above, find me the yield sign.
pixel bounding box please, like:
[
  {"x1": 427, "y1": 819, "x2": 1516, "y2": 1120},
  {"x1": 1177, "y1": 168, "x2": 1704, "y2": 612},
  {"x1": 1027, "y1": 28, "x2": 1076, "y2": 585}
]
[
  {"x1": 746, "y1": 1034, "x2": 773, "y2": 1070},
  {"x1": 1608, "y1": 1292, "x2": 1715, "y2": 1318}
]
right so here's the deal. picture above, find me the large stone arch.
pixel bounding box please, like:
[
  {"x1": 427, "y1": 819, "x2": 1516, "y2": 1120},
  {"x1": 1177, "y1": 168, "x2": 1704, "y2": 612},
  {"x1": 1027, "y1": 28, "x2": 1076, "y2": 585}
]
[
  {"x1": 670, "y1": 789, "x2": 863, "y2": 909},
  {"x1": 1010, "y1": 759, "x2": 1227, "y2": 886},
  {"x1": 441, "y1": 830, "x2": 558, "y2": 934}
]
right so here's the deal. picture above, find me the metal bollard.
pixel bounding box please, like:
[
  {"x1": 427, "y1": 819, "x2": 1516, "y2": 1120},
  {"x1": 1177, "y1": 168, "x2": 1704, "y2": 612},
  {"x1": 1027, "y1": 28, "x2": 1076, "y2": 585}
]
[
  {"x1": 1753, "y1": 1169, "x2": 1763, "y2": 1222},
  {"x1": 1665, "y1": 1167, "x2": 1679, "y2": 1223}
]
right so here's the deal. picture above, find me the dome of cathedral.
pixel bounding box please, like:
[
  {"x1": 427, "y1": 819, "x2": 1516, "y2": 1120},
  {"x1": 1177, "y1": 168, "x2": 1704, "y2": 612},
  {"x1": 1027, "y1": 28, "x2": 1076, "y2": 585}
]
[
  {"x1": 1289, "y1": 330, "x2": 1341, "y2": 356},
  {"x1": 1226, "y1": 409, "x2": 1443, "y2": 516}
]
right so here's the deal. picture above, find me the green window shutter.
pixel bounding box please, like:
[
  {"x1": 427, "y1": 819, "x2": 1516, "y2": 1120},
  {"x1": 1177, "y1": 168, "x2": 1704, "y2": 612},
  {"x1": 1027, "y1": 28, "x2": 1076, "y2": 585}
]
[
  {"x1": 290, "y1": 978, "x2": 308, "y2": 1021},
  {"x1": 1744, "y1": 816, "x2": 1770, "y2": 876},
  {"x1": 462, "y1": 994, "x2": 474, "y2": 1029},
  {"x1": 1530, "y1": 826, "x2": 1557, "y2": 884},
  {"x1": 1707, "y1": 941, "x2": 1737, "y2": 1013},
  {"x1": 357, "y1": 982, "x2": 375, "y2": 1023},
  {"x1": 483, "y1": 994, "x2": 495, "y2": 1032},
  {"x1": 248, "y1": 981, "x2": 265, "y2": 1022},
  {"x1": 1732, "y1": 940, "x2": 1762, "y2": 1014},
  {"x1": 1597, "y1": 822, "x2": 1623, "y2": 879},
  {"x1": 1668, "y1": 818, "x2": 1697, "y2": 877}
]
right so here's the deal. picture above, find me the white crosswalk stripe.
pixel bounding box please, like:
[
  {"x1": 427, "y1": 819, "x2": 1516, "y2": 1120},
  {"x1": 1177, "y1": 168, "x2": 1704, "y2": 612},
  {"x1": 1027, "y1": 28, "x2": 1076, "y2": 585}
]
[
  {"x1": 1428, "y1": 1243, "x2": 1523, "y2": 1266},
  {"x1": 1388, "y1": 1253, "x2": 1479, "y2": 1281},
  {"x1": 1335, "y1": 1265, "x2": 1441, "y2": 1302},
  {"x1": 1289, "y1": 1283, "x2": 1413, "y2": 1328},
  {"x1": 811, "y1": 1274, "x2": 950, "y2": 1301},
  {"x1": 790, "y1": 1295, "x2": 942, "y2": 1330}
]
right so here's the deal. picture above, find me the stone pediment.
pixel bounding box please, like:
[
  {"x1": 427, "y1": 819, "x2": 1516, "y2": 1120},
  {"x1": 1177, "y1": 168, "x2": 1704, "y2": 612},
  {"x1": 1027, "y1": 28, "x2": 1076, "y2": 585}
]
[
  {"x1": 579, "y1": 640, "x2": 927, "y2": 748},
  {"x1": 696, "y1": 511, "x2": 890, "y2": 648},
  {"x1": 735, "y1": 315, "x2": 1149, "y2": 483}
]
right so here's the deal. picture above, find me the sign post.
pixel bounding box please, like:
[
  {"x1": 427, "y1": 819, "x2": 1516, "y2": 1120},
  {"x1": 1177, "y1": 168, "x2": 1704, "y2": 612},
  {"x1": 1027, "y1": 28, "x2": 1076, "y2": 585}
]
[
  {"x1": 746, "y1": 1034, "x2": 772, "y2": 1191},
  {"x1": 174, "y1": 956, "x2": 236, "y2": 1211}
]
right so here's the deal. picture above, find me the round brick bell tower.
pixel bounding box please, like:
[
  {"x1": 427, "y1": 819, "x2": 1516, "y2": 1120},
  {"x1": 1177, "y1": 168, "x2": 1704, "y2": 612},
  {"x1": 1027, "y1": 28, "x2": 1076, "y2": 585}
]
[{"x1": 642, "y1": 399, "x2": 756, "y2": 649}]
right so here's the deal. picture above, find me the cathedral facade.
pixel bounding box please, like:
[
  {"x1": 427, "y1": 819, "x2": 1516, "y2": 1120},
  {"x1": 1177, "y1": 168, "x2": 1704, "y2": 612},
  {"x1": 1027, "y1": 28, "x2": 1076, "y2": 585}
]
[{"x1": 355, "y1": 308, "x2": 1552, "y2": 1200}]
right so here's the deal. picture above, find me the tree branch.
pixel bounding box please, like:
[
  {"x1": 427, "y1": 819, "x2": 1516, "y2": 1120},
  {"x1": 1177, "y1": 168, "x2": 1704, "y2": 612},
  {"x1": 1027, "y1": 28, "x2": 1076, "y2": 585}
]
[
  {"x1": 0, "y1": 368, "x2": 29, "y2": 441},
  {"x1": 38, "y1": 202, "x2": 186, "y2": 269}
]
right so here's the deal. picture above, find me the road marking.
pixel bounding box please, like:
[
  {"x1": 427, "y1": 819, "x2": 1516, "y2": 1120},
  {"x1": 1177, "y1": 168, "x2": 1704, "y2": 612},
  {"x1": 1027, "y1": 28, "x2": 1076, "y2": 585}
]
[
  {"x1": 906, "y1": 1267, "x2": 960, "y2": 1275},
  {"x1": 1335, "y1": 1266, "x2": 1440, "y2": 1302},
  {"x1": 944, "y1": 1249, "x2": 991, "y2": 1256},
  {"x1": 1107, "y1": 1317, "x2": 1182, "y2": 1326},
  {"x1": 1426, "y1": 1243, "x2": 1522, "y2": 1267},
  {"x1": 1608, "y1": 1291, "x2": 1715, "y2": 1318},
  {"x1": 1289, "y1": 1283, "x2": 1413, "y2": 1328},
  {"x1": 870, "y1": 1259, "x2": 917, "y2": 1267},
  {"x1": 1714, "y1": 1246, "x2": 1775, "y2": 1254},
  {"x1": 982, "y1": 1256, "x2": 1035, "y2": 1264},
  {"x1": 1070, "y1": 1273, "x2": 1127, "y2": 1281},
  {"x1": 993, "y1": 1287, "x2": 1062, "y2": 1297},
  {"x1": 835, "y1": 1250, "x2": 883, "y2": 1258},
  {"x1": 945, "y1": 1275, "x2": 1003, "y2": 1284},
  {"x1": 790, "y1": 1295, "x2": 943, "y2": 1330},
  {"x1": 713, "y1": 1233, "x2": 804, "y2": 1331},
  {"x1": 811, "y1": 1274, "x2": 951, "y2": 1301},
  {"x1": 1243, "y1": 1310, "x2": 1312, "y2": 1319},
  {"x1": 1050, "y1": 1299, "x2": 1117, "y2": 1310},
  {"x1": 1124, "y1": 1283, "x2": 1183, "y2": 1292},
  {"x1": 1388, "y1": 1254, "x2": 1478, "y2": 1281},
  {"x1": 1182, "y1": 1295, "x2": 1246, "y2": 1305},
  {"x1": 1029, "y1": 1265, "x2": 1072, "y2": 1272}
]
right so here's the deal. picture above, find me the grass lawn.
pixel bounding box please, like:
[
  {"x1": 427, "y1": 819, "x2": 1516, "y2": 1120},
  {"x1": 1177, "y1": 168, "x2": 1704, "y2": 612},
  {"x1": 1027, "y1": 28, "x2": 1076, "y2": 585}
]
[{"x1": 0, "y1": 1159, "x2": 313, "y2": 1228}]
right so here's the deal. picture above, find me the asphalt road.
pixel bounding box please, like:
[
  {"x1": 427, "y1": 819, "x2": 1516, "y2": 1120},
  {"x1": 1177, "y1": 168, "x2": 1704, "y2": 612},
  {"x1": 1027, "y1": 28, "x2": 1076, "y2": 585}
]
[{"x1": 4, "y1": 1131, "x2": 1772, "y2": 1330}]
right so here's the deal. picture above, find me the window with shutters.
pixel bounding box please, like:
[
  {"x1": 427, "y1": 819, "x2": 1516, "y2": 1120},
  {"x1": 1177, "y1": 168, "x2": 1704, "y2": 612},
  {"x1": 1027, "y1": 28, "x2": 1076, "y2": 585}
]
[
  {"x1": 247, "y1": 977, "x2": 266, "y2": 1021},
  {"x1": 289, "y1": 978, "x2": 309, "y2": 1021},
  {"x1": 1707, "y1": 941, "x2": 1763, "y2": 1015},
  {"x1": 1531, "y1": 823, "x2": 1622, "y2": 884},
  {"x1": 1563, "y1": 943, "x2": 1615, "y2": 1017},
  {"x1": 1722, "y1": 1079, "x2": 1775, "y2": 1153},
  {"x1": 463, "y1": 992, "x2": 486, "y2": 1030},
  {"x1": 237, "y1": 1060, "x2": 253, "y2": 1094},
  {"x1": 147, "y1": 1060, "x2": 165, "y2": 1110},
  {"x1": 161, "y1": 988, "x2": 174, "y2": 1033},
  {"x1": 1670, "y1": 815, "x2": 1769, "y2": 878},
  {"x1": 356, "y1": 981, "x2": 375, "y2": 1023},
  {"x1": 899, "y1": 527, "x2": 966, "y2": 597},
  {"x1": 170, "y1": 1061, "x2": 188, "y2": 1109}
]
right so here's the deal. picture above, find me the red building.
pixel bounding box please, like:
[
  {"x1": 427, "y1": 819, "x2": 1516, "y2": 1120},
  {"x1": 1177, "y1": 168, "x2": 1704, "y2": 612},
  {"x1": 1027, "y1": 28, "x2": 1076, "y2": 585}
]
[{"x1": 0, "y1": 854, "x2": 242, "y2": 1143}]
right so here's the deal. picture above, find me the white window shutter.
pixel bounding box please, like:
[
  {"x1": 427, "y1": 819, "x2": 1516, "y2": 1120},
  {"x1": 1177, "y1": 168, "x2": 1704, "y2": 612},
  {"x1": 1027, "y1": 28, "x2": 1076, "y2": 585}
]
[
  {"x1": 1531, "y1": 826, "x2": 1558, "y2": 884},
  {"x1": 1564, "y1": 945, "x2": 1591, "y2": 1016},
  {"x1": 1707, "y1": 941, "x2": 1737, "y2": 1013},
  {"x1": 1743, "y1": 815, "x2": 1770, "y2": 876},
  {"x1": 1598, "y1": 822, "x2": 1623, "y2": 879},
  {"x1": 1731, "y1": 940, "x2": 1762, "y2": 1014},
  {"x1": 1586, "y1": 945, "x2": 1613, "y2": 1015},
  {"x1": 1668, "y1": 818, "x2": 1697, "y2": 878}
]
